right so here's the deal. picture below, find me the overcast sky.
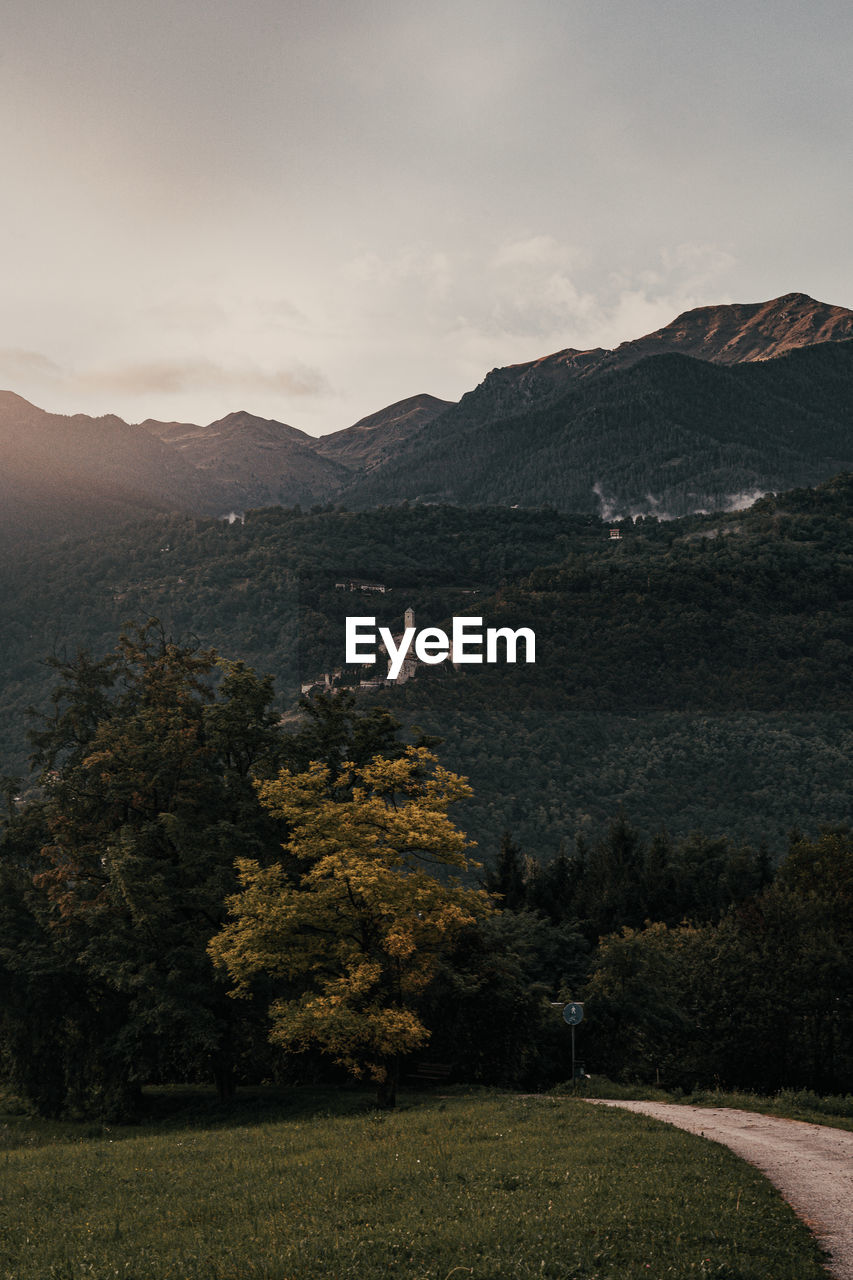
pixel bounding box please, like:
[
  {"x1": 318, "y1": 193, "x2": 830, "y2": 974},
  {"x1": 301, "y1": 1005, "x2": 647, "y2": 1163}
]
[{"x1": 2, "y1": 0, "x2": 851, "y2": 436}]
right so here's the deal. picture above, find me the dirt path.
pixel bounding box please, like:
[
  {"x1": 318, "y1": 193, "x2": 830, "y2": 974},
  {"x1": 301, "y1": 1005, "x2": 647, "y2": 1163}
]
[{"x1": 589, "y1": 1100, "x2": 853, "y2": 1279}]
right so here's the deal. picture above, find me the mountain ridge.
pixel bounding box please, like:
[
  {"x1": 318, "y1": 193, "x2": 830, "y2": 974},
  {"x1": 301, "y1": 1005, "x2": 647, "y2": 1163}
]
[
  {"x1": 432, "y1": 291, "x2": 853, "y2": 426},
  {"x1": 0, "y1": 391, "x2": 222, "y2": 537},
  {"x1": 3, "y1": 292, "x2": 852, "y2": 536},
  {"x1": 314, "y1": 393, "x2": 455, "y2": 470},
  {"x1": 140, "y1": 409, "x2": 350, "y2": 509},
  {"x1": 336, "y1": 294, "x2": 853, "y2": 515}
]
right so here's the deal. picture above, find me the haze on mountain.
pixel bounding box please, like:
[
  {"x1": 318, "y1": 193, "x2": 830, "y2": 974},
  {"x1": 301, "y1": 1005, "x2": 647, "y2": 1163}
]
[
  {"x1": 2, "y1": 292, "x2": 852, "y2": 538},
  {"x1": 140, "y1": 410, "x2": 350, "y2": 510},
  {"x1": 0, "y1": 389, "x2": 220, "y2": 540}
]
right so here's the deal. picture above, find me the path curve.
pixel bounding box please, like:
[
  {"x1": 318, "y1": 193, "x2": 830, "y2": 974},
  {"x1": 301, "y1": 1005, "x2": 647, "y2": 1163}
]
[{"x1": 589, "y1": 1100, "x2": 853, "y2": 1279}]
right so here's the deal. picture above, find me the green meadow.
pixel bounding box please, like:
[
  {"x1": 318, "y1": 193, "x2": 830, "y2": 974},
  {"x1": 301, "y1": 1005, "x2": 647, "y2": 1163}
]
[{"x1": 0, "y1": 1090, "x2": 829, "y2": 1280}]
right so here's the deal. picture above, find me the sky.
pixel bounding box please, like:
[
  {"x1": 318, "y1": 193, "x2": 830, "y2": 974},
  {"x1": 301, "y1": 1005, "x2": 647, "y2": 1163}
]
[{"x1": 2, "y1": 0, "x2": 851, "y2": 437}]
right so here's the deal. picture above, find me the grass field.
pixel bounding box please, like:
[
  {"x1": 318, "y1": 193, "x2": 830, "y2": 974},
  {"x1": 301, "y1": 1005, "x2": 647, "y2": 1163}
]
[{"x1": 0, "y1": 1089, "x2": 830, "y2": 1280}]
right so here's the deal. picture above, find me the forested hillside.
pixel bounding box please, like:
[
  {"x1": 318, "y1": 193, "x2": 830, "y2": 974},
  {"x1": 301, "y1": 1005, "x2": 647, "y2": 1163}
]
[
  {"x1": 389, "y1": 474, "x2": 852, "y2": 850},
  {"x1": 1, "y1": 477, "x2": 850, "y2": 854},
  {"x1": 2, "y1": 481, "x2": 851, "y2": 1116},
  {"x1": 341, "y1": 339, "x2": 853, "y2": 516},
  {"x1": 0, "y1": 505, "x2": 594, "y2": 781}
]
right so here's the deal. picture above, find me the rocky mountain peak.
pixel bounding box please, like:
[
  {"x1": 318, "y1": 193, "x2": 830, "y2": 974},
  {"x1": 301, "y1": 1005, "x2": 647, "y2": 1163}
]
[{"x1": 623, "y1": 292, "x2": 853, "y2": 367}]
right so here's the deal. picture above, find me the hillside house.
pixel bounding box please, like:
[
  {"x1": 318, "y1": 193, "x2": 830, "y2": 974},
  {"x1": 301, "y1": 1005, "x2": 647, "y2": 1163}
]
[{"x1": 335, "y1": 579, "x2": 387, "y2": 592}]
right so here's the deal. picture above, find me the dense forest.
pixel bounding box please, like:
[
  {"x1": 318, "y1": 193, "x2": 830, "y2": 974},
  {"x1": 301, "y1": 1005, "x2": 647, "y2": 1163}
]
[
  {"x1": 2, "y1": 475, "x2": 849, "y2": 851},
  {"x1": 392, "y1": 473, "x2": 853, "y2": 849},
  {"x1": 1, "y1": 637, "x2": 849, "y2": 1117},
  {"x1": 1, "y1": 476, "x2": 850, "y2": 1113},
  {"x1": 0, "y1": 503, "x2": 594, "y2": 779}
]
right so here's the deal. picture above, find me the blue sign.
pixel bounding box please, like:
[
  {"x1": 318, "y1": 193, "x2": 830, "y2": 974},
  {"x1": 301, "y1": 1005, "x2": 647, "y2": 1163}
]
[{"x1": 563, "y1": 1002, "x2": 584, "y2": 1026}]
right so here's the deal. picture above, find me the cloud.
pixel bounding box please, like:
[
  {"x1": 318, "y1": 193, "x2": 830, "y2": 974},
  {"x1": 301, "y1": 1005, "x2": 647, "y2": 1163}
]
[
  {"x1": 344, "y1": 249, "x2": 453, "y2": 306},
  {"x1": 326, "y1": 233, "x2": 746, "y2": 424},
  {"x1": 660, "y1": 243, "x2": 738, "y2": 292},
  {"x1": 72, "y1": 358, "x2": 329, "y2": 398},
  {"x1": 592, "y1": 480, "x2": 773, "y2": 523},
  {"x1": 0, "y1": 347, "x2": 63, "y2": 383},
  {"x1": 0, "y1": 347, "x2": 328, "y2": 407},
  {"x1": 342, "y1": 236, "x2": 596, "y2": 350},
  {"x1": 492, "y1": 236, "x2": 580, "y2": 271},
  {"x1": 144, "y1": 295, "x2": 309, "y2": 335},
  {"x1": 0, "y1": 234, "x2": 741, "y2": 437},
  {"x1": 340, "y1": 235, "x2": 739, "y2": 368}
]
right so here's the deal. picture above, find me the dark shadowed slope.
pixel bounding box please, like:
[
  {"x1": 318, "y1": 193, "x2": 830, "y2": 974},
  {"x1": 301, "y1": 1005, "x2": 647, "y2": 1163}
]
[{"x1": 340, "y1": 295, "x2": 853, "y2": 516}]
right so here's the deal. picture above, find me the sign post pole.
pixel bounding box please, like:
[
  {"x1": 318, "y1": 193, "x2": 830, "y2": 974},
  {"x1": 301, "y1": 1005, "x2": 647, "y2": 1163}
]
[{"x1": 562, "y1": 1002, "x2": 584, "y2": 1083}]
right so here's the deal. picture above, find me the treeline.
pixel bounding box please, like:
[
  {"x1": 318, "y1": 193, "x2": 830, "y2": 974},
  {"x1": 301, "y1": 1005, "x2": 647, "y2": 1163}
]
[
  {"x1": 585, "y1": 828, "x2": 853, "y2": 1094},
  {"x1": 467, "y1": 825, "x2": 852, "y2": 1095},
  {"x1": 1, "y1": 625, "x2": 850, "y2": 1117}
]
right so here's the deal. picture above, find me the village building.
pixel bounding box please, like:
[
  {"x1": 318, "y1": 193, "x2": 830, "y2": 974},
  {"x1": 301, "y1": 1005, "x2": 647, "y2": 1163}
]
[
  {"x1": 380, "y1": 606, "x2": 419, "y2": 682},
  {"x1": 335, "y1": 579, "x2": 387, "y2": 592}
]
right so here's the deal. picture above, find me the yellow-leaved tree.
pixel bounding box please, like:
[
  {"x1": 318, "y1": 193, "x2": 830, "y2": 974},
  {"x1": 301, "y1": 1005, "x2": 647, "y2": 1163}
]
[{"x1": 208, "y1": 746, "x2": 493, "y2": 1106}]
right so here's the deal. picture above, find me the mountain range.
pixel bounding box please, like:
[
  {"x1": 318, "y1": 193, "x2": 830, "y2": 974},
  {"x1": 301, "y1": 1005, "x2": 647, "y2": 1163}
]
[{"x1": 2, "y1": 292, "x2": 851, "y2": 537}]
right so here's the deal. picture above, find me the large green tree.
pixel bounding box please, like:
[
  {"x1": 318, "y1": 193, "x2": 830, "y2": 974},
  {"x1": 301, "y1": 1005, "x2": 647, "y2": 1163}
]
[{"x1": 8, "y1": 621, "x2": 283, "y2": 1116}]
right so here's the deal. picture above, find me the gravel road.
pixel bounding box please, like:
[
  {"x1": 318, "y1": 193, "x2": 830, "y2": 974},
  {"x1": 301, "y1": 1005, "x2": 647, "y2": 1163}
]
[{"x1": 589, "y1": 1100, "x2": 853, "y2": 1279}]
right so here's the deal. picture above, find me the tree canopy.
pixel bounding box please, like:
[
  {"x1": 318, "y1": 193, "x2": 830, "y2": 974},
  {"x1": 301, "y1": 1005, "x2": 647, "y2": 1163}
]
[
  {"x1": 209, "y1": 747, "x2": 493, "y2": 1106},
  {"x1": 2, "y1": 622, "x2": 285, "y2": 1116}
]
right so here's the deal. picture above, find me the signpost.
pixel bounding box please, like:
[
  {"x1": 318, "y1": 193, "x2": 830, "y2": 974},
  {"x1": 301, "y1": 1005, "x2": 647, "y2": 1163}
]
[{"x1": 562, "y1": 1002, "x2": 584, "y2": 1082}]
